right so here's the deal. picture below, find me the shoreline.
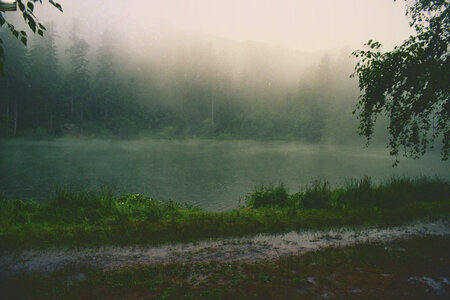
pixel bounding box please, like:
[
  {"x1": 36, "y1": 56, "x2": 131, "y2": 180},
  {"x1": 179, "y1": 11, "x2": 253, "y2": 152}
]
[
  {"x1": 1, "y1": 218, "x2": 449, "y2": 278},
  {"x1": 1, "y1": 177, "x2": 449, "y2": 250}
]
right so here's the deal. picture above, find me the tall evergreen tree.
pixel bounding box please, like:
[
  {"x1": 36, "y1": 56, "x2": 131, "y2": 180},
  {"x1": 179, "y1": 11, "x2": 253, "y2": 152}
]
[
  {"x1": 26, "y1": 22, "x2": 59, "y2": 133},
  {"x1": 93, "y1": 30, "x2": 117, "y2": 122},
  {"x1": 65, "y1": 20, "x2": 90, "y2": 123},
  {"x1": 0, "y1": 28, "x2": 27, "y2": 137}
]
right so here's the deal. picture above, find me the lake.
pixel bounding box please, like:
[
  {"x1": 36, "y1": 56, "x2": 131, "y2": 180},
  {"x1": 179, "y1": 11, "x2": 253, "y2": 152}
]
[{"x1": 0, "y1": 139, "x2": 448, "y2": 211}]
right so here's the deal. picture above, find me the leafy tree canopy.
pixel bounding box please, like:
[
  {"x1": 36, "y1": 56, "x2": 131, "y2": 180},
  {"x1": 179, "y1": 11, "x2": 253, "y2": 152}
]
[
  {"x1": 352, "y1": 0, "x2": 449, "y2": 165},
  {"x1": 0, "y1": 0, "x2": 62, "y2": 75}
]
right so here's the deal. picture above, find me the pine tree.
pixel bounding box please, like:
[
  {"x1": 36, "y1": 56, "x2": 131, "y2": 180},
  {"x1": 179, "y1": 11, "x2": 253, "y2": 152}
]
[{"x1": 65, "y1": 20, "x2": 90, "y2": 123}]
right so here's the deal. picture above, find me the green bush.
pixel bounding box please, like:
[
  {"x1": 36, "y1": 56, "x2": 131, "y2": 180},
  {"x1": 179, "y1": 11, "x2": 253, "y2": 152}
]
[
  {"x1": 44, "y1": 187, "x2": 115, "y2": 223},
  {"x1": 0, "y1": 177, "x2": 448, "y2": 229},
  {"x1": 115, "y1": 194, "x2": 180, "y2": 222},
  {"x1": 0, "y1": 198, "x2": 38, "y2": 225},
  {"x1": 335, "y1": 177, "x2": 450, "y2": 209},
  {"x1": 43, "y1": 189, "x2": 183, "y2": 224},
  {"x1": 301, "y1": 180, "x2": 333, "y2": 209},
  {"x1": 336, "y1": 175, "x2": 373, "y2": 208},
  {"x1": 245, "y1": 184, "x2": 289, "y2": 208}
]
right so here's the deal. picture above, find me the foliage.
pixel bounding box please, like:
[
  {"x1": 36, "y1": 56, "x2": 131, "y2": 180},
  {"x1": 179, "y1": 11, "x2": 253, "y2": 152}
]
[
  {"x1": 245, "y1": 177, "x2": 449, "y2": 210},
  {"x1": 0, "y1": 0, "x2": 62, "y2": 75},
  {"x1": 0, "y1": 197, "x2": 38, "y2": 224},
  {"x1": 26, "y1": 22, "x2": 59, "y2": 132},
  {"x1": 245, "y1": 183, "x2": 289, "y2": 208},
  {"x1": 64, "y1": 21, "x2": 90, "y2": 123},
  {"x1": 337, "y1": 176, "x2": 450, "y2": 209},
  {"x1": 1, "y1": 10, "x2": 362, "y2": 142},
  {"x1": 0, "y1": 26, "x2": 26, "y2": 137},
  {"x1": 301, "y1": 180, "x2": 333, "y2": 209},
  {"x1": 44, "y1": 187, "x2": 116, "y2": 223},
  {"x1": 352, "y1": 0, "x2": 449, "y2": 165},
  {"x1": 115, "y1": 194, "x2": 181, "y2": 222},
  {"x1": 0, "y1": 1, "x2": 358, "y2": 144},
  {"x1": 0, "y1": 177, "x2": 449, "y2": 250}
]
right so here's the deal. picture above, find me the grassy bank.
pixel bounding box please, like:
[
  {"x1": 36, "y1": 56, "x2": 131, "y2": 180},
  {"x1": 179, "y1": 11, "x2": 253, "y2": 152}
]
[
  {"x1": 0, "y1": 177, "x2": 449, "y2": 250},
  {"x1": 1, "y1": 236, "x2": 449, "y2": 299}
]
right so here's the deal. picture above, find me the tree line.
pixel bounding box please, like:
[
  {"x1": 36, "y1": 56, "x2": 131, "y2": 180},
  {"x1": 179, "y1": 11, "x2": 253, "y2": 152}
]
[{"x1": 0, "y1": 22, "x2": 365, "y2": 144}]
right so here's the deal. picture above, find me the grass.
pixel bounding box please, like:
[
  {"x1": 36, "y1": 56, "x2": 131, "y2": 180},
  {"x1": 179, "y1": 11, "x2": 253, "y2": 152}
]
[
  {"x1": 1, "y1": 236, "x2": 449, "y2": 299},
  {"x1": 0, "y1": 177, "x2": 449, "y2": 250},
  {"x1": 247, "y1": 176, "x2": 450, "y2": 210}
]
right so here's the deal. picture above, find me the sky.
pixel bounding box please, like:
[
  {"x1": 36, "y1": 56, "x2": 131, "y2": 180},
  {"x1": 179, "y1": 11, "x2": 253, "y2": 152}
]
[{"x1": 21, "y1": 0, "x2": 414, "y2": 53}]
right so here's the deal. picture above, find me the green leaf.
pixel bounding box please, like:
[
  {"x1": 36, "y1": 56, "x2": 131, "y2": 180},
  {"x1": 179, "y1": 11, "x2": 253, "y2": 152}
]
[
  {"x1": 49, "y1": 0, "x2": 63, "y2": 12},
  {"x1": 18, "y1": 2, "x2": 25, "y2": 12},
  {"x1": 28, "y1": 18, "x2": 36, "y2": 33},
  {"x1": 38, "y1": 29, "x2": 44, "y2": 36},
  {"x1": 27, "y1": 2, "x2": 34, "y2": 12},
  {"x1": 20, "y1": 37, "x2": 27, "y2": 46}
]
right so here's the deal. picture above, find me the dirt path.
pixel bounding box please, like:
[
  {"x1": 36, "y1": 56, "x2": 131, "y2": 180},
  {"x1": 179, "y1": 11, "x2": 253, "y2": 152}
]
[{"x1": 1, "y1": 219, "x2": 449, "y2": 278}]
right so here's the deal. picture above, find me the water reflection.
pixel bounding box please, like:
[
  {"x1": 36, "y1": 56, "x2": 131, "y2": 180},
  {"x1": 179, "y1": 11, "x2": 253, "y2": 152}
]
[{"x1": 0, "y1": 139, "x2": 448, "y2": 210}]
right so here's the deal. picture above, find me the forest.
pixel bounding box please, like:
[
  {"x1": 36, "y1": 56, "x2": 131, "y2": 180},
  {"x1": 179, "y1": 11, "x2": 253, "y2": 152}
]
[
  {"x1": 0, "y1": 21, "x2": 372, "y2": 144},
  {"x1": 1, "y1": 1, "x2": 449, "y2": 299}
]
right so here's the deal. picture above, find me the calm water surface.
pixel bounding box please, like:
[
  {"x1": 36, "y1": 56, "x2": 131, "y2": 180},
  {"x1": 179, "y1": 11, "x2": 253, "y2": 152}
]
[{"x1": 1, "y1": 139, "x2": 448, "y2": 210}]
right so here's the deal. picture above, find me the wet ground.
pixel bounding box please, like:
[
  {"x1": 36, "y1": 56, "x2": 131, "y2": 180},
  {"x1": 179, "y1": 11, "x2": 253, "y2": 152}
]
[{"x1": 1, "y1": 219, "x2": 449, "y2": 278}]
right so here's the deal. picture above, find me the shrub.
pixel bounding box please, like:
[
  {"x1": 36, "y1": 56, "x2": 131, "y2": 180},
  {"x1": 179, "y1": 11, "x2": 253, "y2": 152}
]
[
  {"x1": 336, "y1": 176, "x2": 450, "y2": 209},
  {"x1": 0, "y1": 198, "x2": 38, "y2": 225},
  {"x1": 44, "y1": 187, "x2": 115, "y2": 223},
  {"x1": 301, "y1": 180, "x2": 333, "y2": 209},
  {"x1": 336, "y1": 175, "x2": 374, "y2": 208},
  {"x1": 245, "y1": 184, "x2": 289, "y2": 208},
  {"x1": 375, "y1": 177, "x2": 450, "y2": 208},
  {"x1": 289, "y1": 192, "x2": 304, "y2": 209},
  {"x1": 115, "y1": 194, "x2": 180, "y2": 222}
]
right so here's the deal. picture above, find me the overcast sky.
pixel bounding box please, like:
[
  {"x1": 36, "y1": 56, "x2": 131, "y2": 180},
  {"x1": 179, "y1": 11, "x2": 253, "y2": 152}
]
[{"x1": 20, "y1": 0, "x2": 413, "y2": 53}]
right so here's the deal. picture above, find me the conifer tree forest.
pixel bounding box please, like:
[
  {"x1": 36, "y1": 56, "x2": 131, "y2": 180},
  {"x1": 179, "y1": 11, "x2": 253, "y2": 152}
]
[{"x1": 0, "y1": 22, "x2": 370, "y2": 144}]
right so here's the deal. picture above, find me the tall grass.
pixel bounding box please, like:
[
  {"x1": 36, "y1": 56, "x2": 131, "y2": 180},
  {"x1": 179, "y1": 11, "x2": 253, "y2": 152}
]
[
  {"x1": 245, "y1": 183, "x2": 289, "y2": 208},
  {"x1": 1, "y1": 177, "x2": 448, "y2": 226},
  {"x1": 245, "y1": 176, "x2": 450, "y2": 209},
  {"x1": 336, "y1": 176, "x2": 450, "y2": 209},
  {"x1": 0, "y1": 177, "x2": 448, "y2": 249},
  {"x1": 0, "y1": 187, "x2": 183, "y2": 227}
]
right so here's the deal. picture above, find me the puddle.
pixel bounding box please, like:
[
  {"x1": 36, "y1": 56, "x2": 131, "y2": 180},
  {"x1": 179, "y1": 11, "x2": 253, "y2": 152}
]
[
  {"x1": 408, "y1": 276, "x2": 450, "y2": 296},
  {"x1": 0, "y1": 219, "x2": 449, "y2": 278}
]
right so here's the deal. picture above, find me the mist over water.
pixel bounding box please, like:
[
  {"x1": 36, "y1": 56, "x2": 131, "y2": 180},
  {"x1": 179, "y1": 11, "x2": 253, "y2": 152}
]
[
  {"x1": 1, "y1": 1, "x2": 448, "y2": 212},
  {"x1": 1, "y1": 139, "x2": 447, "y2": 211}
]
